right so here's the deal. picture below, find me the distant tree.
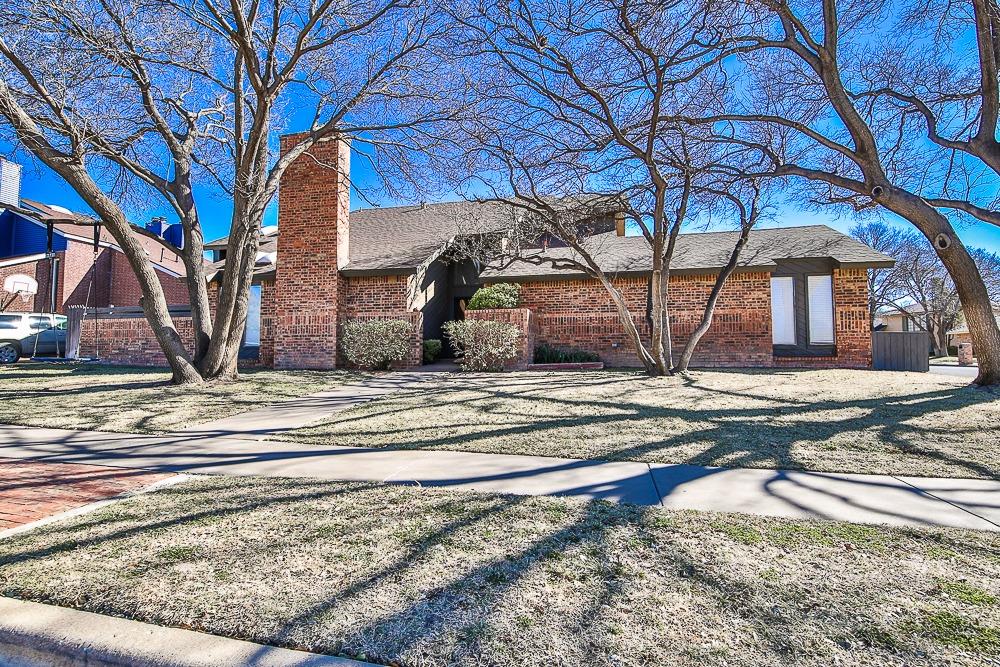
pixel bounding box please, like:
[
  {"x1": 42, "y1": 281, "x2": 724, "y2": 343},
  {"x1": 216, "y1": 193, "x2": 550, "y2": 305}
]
[
  {"x1": 853, "y1": 221, "x2": 1000, "y2": 355},
  {"x1": 850, "y1": 221, "x2": 909, "y2": 326}
]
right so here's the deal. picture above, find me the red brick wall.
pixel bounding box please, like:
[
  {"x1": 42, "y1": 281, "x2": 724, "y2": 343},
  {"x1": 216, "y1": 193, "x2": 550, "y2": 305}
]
[
  {"x1": 465, "y1": 308, "x2": 536, "y2": 370},
  {"x1": 337, "y1": 275, "x2": 423, "y2": 368},
  {"x1": 2, "y1": 240, "x2": 188, "y2": 316},
  {"x1": 103, "y1": 250, "x2": 188, "y2": 308},
  {"x1": 259, "y1": 279, "x2": 277, "y2": 367},
  {"x1": 516, "y1": 272, "x2": 773, "y2": 367},
  {"x1": 272, "y1": 135, "x2": 350, "y2": 369},
  {"x1": 342, "y1": 275, "x2": 409, "y2": 315},
  {"x1": 516, "y1": 269, "x2": 871, "y2": 369},
  {"x1": 0, "y1": 258, "x2": 51, "y2": 313},
  {"x1": 77, "y1": 312, "x2": 195, "y2": 366}
]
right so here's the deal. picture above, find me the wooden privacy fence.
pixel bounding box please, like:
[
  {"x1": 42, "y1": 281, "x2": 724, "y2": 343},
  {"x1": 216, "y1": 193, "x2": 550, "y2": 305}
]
[{"x1": 872, "y1": 331, "x2": 929, "y2": 372}]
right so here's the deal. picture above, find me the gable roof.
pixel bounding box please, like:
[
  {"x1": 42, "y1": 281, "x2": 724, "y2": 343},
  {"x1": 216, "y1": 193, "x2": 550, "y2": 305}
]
[
  {"x1": 9, "y1": 199, "x2": 190, "y2": 277},
  {"x1": 480, "y1": 224, "x2": 895, "y2": 281},
  {"x1": 214, "y1": 200, "x2": 512, "y2": 280},
  {"x1": 206, "y1": 201, "x2": 894, "y2": 281},
  {"x1": 341, "y1": 200, "x2": 511, "y2": 275}
]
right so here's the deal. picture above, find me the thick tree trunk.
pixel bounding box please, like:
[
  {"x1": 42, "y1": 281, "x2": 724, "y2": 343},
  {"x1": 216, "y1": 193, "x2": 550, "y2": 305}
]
[
  {"x1": 0, "y1": 85, "x2": 202, "y2": 384},
  {"x1": 883, "y1": 188, "x2": 1000, "y2": 385},
  {"x1": 171, "y1": 173, "x2": 213, "y2": 367},
  {"x1": 79, "y1": 180, "x2": 202, "y2": 385},
  {"x1": 649, "y1": 267, "x2": 671, "y2": 375},
  {"x1": 198, "y1": 198, "x2": 263, "y2": 380}
]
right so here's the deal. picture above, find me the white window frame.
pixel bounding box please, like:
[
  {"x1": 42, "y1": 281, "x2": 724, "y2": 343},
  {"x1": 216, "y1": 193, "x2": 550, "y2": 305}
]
[
  {"x1": 807, "y1": 274, "x2": 835, "y2": 345},
  {"x1": 770, "y1": 276, "x2": 796, "y2": 345},
  {"x1": 244, "y1": 284, "x2": 262, "y2": 346}
]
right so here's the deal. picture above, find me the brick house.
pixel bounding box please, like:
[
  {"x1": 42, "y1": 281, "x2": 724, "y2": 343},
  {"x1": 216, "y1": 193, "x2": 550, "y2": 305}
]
[
  {"x1": 194, "y1": 137, "x2": 894, "y2": 370},
  {"x1": 0, "y1": 193, "x2": 189, "y2": 314}
]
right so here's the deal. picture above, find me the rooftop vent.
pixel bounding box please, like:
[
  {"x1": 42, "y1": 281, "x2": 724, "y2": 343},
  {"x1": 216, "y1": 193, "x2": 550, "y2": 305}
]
[{"x1": 0, "y1": 159, "x2": 22, "y2": 208}]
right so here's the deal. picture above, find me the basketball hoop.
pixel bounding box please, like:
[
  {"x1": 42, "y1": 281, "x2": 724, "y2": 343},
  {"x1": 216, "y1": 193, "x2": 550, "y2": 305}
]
[{"x1": 1, "y1": 273, "x2": 38, "y2": 310}]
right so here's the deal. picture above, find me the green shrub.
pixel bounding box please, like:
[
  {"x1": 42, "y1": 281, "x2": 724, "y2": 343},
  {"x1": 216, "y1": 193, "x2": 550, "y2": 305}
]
[
  {"x1": 533, "y1": 343, "x2": 600, "y2": 364},
  {"x1": 340, "y1": 319, "x2": 413, "y2": 370},
  {"x1": 443, "y1": 320, "x2": 521, "y2": 371},
  {"x1": 467, "y1": 283, "x2": 522, "y2": 310},
  {"x1": 423, "y1": 339, "x2": 443, "y2": 364}
]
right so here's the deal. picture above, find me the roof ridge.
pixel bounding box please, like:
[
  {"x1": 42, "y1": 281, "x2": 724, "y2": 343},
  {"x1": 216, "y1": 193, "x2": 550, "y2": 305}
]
[{"x1": 351, "y1": 199, "x2": 480, "y2": 214}]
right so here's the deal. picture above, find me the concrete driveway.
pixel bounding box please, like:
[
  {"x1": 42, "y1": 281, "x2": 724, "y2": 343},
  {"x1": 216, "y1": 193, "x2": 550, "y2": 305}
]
[{"x1": 928, "y1": 364, "x2": 979, "y2": 379}]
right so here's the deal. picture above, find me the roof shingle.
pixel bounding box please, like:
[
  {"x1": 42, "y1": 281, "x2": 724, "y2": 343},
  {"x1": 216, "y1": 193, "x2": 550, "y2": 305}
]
[{"x1": 481, "y1": 225, "x2": 895, "y2": 280}]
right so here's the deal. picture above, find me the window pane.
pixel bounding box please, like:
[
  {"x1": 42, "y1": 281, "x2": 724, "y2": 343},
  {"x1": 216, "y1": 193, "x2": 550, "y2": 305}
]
[
  {"x1": 244, "y1": 285, "x2": 262, "y2": 346},
  {"x1": 770, "y1": 277, "x2": 795, "y2": 345},
  {"x1": 28, "y1": 316, "x2": 52, "y2": 329},
  {"x1": 808, "y1": 275, "x2": 835, "y2": 344},
  {"x1": 0, "y1": 315, "x2": 20, "y2": 329}
]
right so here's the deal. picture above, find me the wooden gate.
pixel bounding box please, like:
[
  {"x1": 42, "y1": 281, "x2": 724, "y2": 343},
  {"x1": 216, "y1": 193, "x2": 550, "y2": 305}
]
[
  {"x1": 872, "y1": 331, "x2": 929, "y2": 372},
  {"x1": 64, "y1": 305, "x2": 86, "y2": 360}
]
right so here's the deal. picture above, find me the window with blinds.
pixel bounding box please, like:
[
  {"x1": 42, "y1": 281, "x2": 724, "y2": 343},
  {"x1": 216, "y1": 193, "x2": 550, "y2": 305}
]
[
  {"x1": 808, "y1": 275, "x2": 835, "y2": 344},
  {"x1": 770, "y1": 276, "x2": 796, "y2": 345}
]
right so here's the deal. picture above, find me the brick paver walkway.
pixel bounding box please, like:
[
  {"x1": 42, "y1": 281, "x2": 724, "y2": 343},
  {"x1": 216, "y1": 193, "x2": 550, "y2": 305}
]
[{"x1": 0, "y1": 457, "x2": 172, "y2": 530}]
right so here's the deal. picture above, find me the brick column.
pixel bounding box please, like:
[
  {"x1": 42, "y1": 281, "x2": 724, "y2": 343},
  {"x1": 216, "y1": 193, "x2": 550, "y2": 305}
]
[
  {"x1": 833, "y1": 268, "x2": 872, "y2": 368},
  {"x1": 272, "y1": 134, "x2": 351, "y2": 369}
]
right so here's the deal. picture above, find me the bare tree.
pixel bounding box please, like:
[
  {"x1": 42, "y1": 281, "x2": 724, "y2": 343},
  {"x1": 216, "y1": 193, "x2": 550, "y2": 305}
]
[
  {"x1": 442, "y1": 0, "x2": 768, "y2": 375},
  {"x1": 850, "y1": 221, "x2": 909, "y2": 326},
  {"x1": 857, "y1": 221, "x2": 1000, "y2": 356},
  {"x1": 673, "y1": 0, "x2": 1000, "y2": 384},
  {"x1": 0, "y1": 0, "x2": 457, "y2": 383}
]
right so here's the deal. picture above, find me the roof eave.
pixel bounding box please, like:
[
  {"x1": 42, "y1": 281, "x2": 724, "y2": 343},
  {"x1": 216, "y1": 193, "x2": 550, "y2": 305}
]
[
  {"x1": 338, "y1": 266, "x2": 419, "y2": 277},
  {"x1": 483, "y1": 262, "x2": 781, "y2": 282},
  {"x1": 836, "y1": 259, "x2": 896, "y2": 269}
]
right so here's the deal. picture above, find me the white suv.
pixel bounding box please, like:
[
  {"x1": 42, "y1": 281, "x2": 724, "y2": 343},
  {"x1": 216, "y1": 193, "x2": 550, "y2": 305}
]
[{"x1": 0, "y1": 313, "x2": 68, "y2": 363}]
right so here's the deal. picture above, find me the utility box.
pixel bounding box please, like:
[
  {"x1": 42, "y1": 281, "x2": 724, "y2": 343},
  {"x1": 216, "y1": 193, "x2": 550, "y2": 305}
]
[{"x1": 958, "y1": 342, "x2": 974, "y2": 366}]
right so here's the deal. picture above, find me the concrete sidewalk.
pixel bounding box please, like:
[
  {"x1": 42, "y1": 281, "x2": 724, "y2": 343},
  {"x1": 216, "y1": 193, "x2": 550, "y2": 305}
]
[
  {"x1": 0, "y1": 597, "x2": 371, "y2": 667},
  {"x1": 179, "y1": 372, "x2": 435, "y2": 439},
  {"x1": 1, "y1": 424, "x2": 997, "y2": 531}
]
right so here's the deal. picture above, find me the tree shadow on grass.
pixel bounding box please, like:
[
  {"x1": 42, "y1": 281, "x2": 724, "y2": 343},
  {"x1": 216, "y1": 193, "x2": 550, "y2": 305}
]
[
  {"x1": 302, "y1": 370, "x2": 999, "y2": 480},
  {"x1": 3, "y1": 475, "x2": 997, "y2": 664},
  {"x1": 238, "y1": 490, "x2": 985, "y2": 665}
]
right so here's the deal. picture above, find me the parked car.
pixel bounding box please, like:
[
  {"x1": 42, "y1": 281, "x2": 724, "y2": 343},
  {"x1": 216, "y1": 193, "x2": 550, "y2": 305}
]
[{"x1": 0, "y1": 312, "x2": 68, "y2": 363}]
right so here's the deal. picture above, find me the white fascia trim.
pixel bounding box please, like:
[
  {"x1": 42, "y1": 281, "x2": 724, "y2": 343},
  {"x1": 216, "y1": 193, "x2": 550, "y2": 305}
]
[{"x1": 0, "y1": 253, "x2": 48, "y2": 269}]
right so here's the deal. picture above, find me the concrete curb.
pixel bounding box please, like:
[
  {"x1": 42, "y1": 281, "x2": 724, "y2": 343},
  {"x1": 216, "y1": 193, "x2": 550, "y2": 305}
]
[{"x1": 0, "y1": 597, "x2": 377, "y2": 667}]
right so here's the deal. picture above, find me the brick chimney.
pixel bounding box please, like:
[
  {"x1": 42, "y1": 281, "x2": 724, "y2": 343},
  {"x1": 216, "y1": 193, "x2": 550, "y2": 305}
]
[{"x1": 272, "y1": 133, "x2": 351, "y2": 369}]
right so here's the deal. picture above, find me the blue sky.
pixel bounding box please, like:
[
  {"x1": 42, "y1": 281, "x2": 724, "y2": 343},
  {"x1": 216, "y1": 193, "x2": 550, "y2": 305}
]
[{"x1": 7, "y1": 140, "x2": 1000, "y2": 254}]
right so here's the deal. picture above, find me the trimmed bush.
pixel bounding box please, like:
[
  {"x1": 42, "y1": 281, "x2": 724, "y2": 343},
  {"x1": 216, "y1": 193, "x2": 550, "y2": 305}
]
[
  {"x1": 467, "y1": 283, "x2": 522, "y2": 310},
  {"x1": 340, "y1": 318, "x2": 413, "y2": 370},
  {"x1": 423, "y1": 339, "x2": 443, "y2": 364},
  {"x1": 443, "y1": 320, "x2": 521, "y2": 371},
  {"x1": 534, "y1": 344, "x2": 600, "y2": 364}
]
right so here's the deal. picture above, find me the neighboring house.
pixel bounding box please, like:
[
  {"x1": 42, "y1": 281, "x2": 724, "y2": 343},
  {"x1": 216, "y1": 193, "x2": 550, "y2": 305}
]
[
  {"x1": 190, "y1": 136, "x2": 894, "y2": 370},
  {"x1": 947, "y1": 309, "x2": 1000, "y2": 350},
  {"x1": 877, "y1": 304, "x2": 928, "y2": 333},
  {"x1": 0, "y1": 159, "x2": 189, "y2": 314}
]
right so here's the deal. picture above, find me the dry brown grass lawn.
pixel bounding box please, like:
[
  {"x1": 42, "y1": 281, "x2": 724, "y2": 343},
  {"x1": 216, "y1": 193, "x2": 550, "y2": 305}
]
[
  {"x1": 0, "y1": 362, "x2": 356, "y2": 433},
  {"x1": 1, "y1": 475, "x2": 997, "y2": 667},
  {"x1": 285, "y1": 369, "x2": 1000, "y2": 479}
]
